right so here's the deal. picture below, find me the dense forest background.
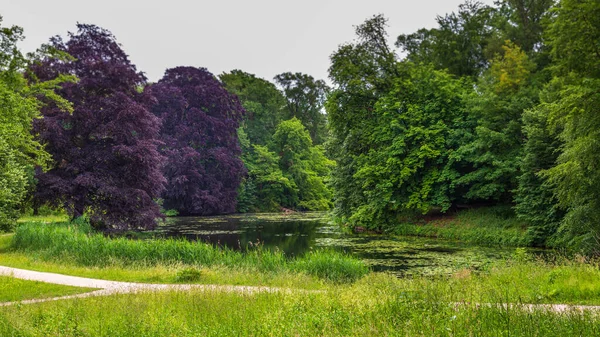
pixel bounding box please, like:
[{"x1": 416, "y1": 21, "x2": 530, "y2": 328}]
[{"x1": 1, "y1": 0, "x2": 599, "y2": 252}]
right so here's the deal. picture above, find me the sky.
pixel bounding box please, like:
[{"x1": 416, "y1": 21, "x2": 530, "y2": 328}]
[{"x1": 2, "y1": 0, "x2": 495, "y2": 84}]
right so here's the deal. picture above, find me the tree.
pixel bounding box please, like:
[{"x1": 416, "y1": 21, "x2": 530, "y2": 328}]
[
  {"x1": 270, "y1": 118, "x2": 333, "y2": 211},
  {"x1": 453, "y1": 41, "x2": 537, "y2": 202},
  {"x1": 147, "y1": 67, "x2": 246, "y2": 215},
  {"x1": 396, "y1": 1, "x2": 498, "y2": 79},
  {"x1": 328, "y1": 15, "x2": 468, "y2": 229},
  {"x1": 274, "y1": 72, "x2": 329, "y2": 145},
  {"x1": 235, "y1": 128, "x2": 294, "y2": 212},
  {"x1": 0, "y1": 17, "x2": 74, "y2": 231},
  {"x1": 327, "y1": 15, "x2": 399, "y2": 223},
  {"x1": 31, "y1": 24, "x2": 165, "y2": 231},
  {"x1": 347, "y1": 63, "x2": 467, "y2": 228},
  {"x1": 220, "y1": 70, "x2": 287, "y2": 146}
]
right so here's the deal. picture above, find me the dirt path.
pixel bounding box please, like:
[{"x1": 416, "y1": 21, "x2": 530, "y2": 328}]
[{"x1": 0, "y1": 265, "x2": 294, "y2": 307}]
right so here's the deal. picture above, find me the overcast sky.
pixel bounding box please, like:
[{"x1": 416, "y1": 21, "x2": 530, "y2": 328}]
[{"x1": 3, "y1": 0, "x2": 494, "y2": 84}]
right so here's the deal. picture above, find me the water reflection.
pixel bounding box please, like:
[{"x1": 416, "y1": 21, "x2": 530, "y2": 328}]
[{"x1": 157, "y1": 212, "x2": 523, "y2": 277}]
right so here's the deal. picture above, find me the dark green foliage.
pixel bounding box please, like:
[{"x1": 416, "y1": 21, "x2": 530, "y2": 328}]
[
  {"x1": 274, "y1": 72, "x2": 329, "y2": 145},
  {"x1": 349, "y1": 63, "x2": 467, "y2": 226},
  {"x1": 220, "y1": 70, "x2": 287, "y2": 145},
  {"x1": 396, "y1": 1, "x2": 498, "y2": 79},
  {"x1": 454, "y1": 42, "x2": 538, "y2": 202},
  {"x1": 514, "y1": 89, "x2": 563, "y2": 247}
]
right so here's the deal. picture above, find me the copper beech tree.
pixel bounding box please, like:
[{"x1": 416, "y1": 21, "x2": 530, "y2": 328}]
[
  {"x1": 147, "y1": 67, "x2": 246, "y2": 215},
  {"x1": 32, "y1": 24, "x2": 165, "y2": 231}
]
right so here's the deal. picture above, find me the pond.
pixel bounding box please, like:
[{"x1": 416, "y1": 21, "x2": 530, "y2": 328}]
[{"x1": 157, "y1": 212, "x2": 528, "y2": 277}]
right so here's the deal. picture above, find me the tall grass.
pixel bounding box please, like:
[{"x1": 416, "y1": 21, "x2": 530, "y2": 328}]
[
  {"x1": 0, "y1": 276, "x2": 95, "y2": 302},
  {"x1": 0, "y1": 273, "x2": 598, "y2": 336},
  {"x1": 11, "y1": 221, "x2": 368, "y2": 283}
]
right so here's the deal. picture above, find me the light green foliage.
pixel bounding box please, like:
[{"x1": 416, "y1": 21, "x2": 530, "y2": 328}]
[
  {"x1": 454, "y1": 42, "x2": 538, "y2": 202},
  {"x1": 220, "y1": 70, "x2": 287, "y2": 145},
  {"x1": 0, "y1": 17, "x2": 74, "y2": 231},
  {"x1": 270, "y1": 118, "x2": 333, "y2": 211}
]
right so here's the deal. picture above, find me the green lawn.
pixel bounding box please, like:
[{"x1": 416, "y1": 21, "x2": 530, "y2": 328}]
[
  {"x1": 0, "y1": 274, "x2": 598, "y2": 337},
  {"x1": 0, "y1": 276, "x2": 96, "y2": 303}
]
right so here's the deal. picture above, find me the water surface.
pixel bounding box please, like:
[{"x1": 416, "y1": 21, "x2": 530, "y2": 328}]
[{"x1": 158, "y1": 212, "x2": 524, "y2": 276}]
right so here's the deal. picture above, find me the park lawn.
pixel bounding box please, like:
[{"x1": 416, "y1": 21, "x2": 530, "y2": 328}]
[
  {"x1": 0, "y1": 273, "x2": 599, "y2": 337},
  {"x1": 0, "y1": 276, "x2": 96, "y2": 303}
]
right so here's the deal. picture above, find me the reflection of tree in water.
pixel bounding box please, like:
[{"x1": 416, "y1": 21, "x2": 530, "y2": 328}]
[{"x1": 161, "y1": 217, "x2": 320, "y2": 257}]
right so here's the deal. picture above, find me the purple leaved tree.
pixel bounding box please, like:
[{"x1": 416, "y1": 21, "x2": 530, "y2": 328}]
[
  {"x1": 147, "y1": 67, "x2": 245, "y2": 215},
  {"x1": 31, "y1": 24, "x2": 165, "y2": 231}
]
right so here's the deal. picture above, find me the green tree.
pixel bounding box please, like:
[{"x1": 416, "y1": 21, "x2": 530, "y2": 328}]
[
  {"x1": 0, "y1": 17, "x2": 74, "y2": 230},
  {"x1": 271, "y1": 118, "x2": 333, "y2": 211},
  {"x1": 529, "y1": 0, "x2": 600, "y2": 252},
  {"x1": 454, "y1": 41, "x2": 537, "y2": 202},
  {"x1": 274, "y1": 72, "x2": 329, "y2": 145},
  {"x1": 348, "y1": 63, "x2": 467, "y2": 228},
  {"x1": 220, "y1": 70, "x2": 287, "y2": 145},
  {"x1": 396, "y1": 1, "x2": 498, "y2": 79},
  {"x1": 327, "y1": 15, "x2": 399, "y2": 223},
  {"x1": 236, "y1": 129, "x2": 294, "y2": 212}
]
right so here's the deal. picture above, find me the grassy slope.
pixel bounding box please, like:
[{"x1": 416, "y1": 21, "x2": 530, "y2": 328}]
[
  {"x1": 392, "y1": 206, "x2": 534, "y2": 246},
  {"x1": 0, "y1": 276, "x2": 95, "y2": 302},
  {"x1": 1, "y1": 274, "x2": 599, "y2": 337}
]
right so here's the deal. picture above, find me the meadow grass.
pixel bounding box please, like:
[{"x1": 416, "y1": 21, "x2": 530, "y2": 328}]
[
  {"x1": 393, "y1": 206, "x2": 533, "y2": 246},
  {"x1": 9, "y1": 221, "x2": 369, "y2": 284},
  {"x1": 0, "y1": 273, "x2": 598, "y2": 336},
  {"x1": 0, "y1": 276, "x2": 95, "y2": 302}
]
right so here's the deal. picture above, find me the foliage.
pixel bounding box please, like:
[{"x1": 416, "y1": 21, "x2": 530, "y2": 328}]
[
  {"x1": 274, "y1": 72, "x2": 329, "y2": 145},
  {"x1": 453, "y1": 41, "x2": 538, "y2": 202},
  {"x1": 30, "y1": 24, "x2": 166, "y2": 232},
  {"x1": 236, "y1": 135, "x2": 294, "y2": 212},
  {"x1": 327, "y1": 15, "x2": 399, "y2": 225},
  {"x1": 530, "y1": 0, "x2": 600, "y2": 252},
  {"x1": 328, "y1": 16, "x2": 467, "y2": 228},
  {"x1": 0, "y1": 17, "x2": 74, "y2": 231},
  {"x1": 147, "y1": 67, "x2": 245, "y2": 216},
  {"x1": 270, "y1": 118, "x2": 333, "y2": 211},
  {"x1": 220, "y1": 70, "x2": 287, "y2": 146},
  {"x1": 396, "y1": 1, "x2": 498, "y2": 79}
]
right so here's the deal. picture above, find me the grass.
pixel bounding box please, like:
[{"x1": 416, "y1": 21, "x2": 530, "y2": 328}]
[
  {"x1": 0, "y1": 273, "x2": 599, "y2": 336},
  {"x1": 0, "y1": 276, "x2": 95, "y2": 303},
  {"x1": 8, "y1": 221, "x2": 369, "y2": 284},
  {"x1": 392, "y1": 206, "x2": 534, "y2": 246}
]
